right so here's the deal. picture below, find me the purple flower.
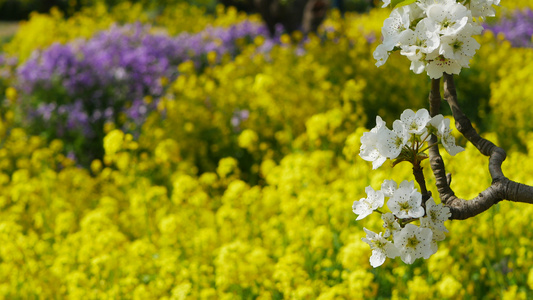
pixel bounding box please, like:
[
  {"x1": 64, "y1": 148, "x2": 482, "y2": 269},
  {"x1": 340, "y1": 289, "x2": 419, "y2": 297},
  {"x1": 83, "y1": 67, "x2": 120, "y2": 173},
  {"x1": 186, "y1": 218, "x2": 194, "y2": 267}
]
[
  {"x1": 231, "y1": 109, "x2": 250, "y2": 130},
  {"x1": 484, "y1": 9, "x2": 533, "y2": 48},
  {"x1": 0, "y1": 54, "x2": 19, "y2": 84},
  {"x1": 36, "y1": 103, "x2": 56, "y2": 121},
  {"x1": 16, "y1": 20, "x2": 270, "y2": 142}
]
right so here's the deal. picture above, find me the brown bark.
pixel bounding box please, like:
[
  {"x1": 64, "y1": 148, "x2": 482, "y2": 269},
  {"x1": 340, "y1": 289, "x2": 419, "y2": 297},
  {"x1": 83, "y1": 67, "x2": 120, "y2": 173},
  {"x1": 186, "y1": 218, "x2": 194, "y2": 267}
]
[
  {"x1": 428, "y1": 74, "x2": 533, "y2": 220},
  {"x1": 413, "y1": 163, "x2": 430, "y2": 202},
  {"x1": 428, "y1": 78, "x2": 456, "y2": 205}
]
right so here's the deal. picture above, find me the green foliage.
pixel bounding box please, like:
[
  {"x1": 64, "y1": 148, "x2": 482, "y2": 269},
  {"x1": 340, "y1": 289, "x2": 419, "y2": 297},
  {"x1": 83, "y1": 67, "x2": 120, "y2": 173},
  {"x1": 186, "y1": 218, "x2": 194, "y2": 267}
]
[
  {"x1": 3, "y1": 3, "x2": 148, "y2": 63},
  {"x1": 71, "y1": 0, "x2": 219, "y2": 13},
  {"x1": 391, "y1": 0, "x2": 416, "y2": 9},
  {"x1": 1, "y1": 2, "x2": 533, "y2": 299},
  {"x1": 0, "y1": 0, "x2": 70, "y2": 20}
]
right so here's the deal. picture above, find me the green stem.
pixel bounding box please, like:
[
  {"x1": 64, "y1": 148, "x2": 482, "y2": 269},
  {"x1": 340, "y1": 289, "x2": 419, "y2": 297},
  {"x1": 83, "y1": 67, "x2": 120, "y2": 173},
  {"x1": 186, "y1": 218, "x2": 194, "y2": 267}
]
[
  {"x1": 399, "y1": 217, "x2": 418, "y2": 227},
  {"x1": 418, "y1": 141, "x2": 439, "y2": 154}
]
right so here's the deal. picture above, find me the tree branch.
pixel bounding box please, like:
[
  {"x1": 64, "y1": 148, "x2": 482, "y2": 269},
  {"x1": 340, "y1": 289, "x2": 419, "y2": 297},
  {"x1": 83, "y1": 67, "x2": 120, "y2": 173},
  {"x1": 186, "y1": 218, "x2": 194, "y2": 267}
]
[
  {"x1": 428, "y1": 78, "x2": 456, "y2": 205},
  {"x1": 430, "y1": 74, "x2": 533, "y2": 220},
  {"x1": 413, "y1": 163, "x2": 430, "y2": 202}
]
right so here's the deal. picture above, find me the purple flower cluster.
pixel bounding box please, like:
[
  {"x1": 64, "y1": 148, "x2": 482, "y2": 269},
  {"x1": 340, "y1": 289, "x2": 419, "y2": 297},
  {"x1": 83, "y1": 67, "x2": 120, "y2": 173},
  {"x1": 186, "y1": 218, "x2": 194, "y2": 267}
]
[
  {"x1": 484, "y1": 9, "x2": 533, "y2": 48},
  {"x1": 0, "y1": 54, "x2": 17, "y2": 114},
  {"x1": 16, "y1": 21, "x2": 269, "y2": 137},
  {"x1": 0, "y1": 54, "x2": 18, "y2": 86}
]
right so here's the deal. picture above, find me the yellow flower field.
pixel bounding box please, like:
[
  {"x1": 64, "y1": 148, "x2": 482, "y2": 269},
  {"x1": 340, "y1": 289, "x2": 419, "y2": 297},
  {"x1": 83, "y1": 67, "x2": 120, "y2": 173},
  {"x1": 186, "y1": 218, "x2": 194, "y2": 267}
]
[{"x1": 1, "y1": 1, "x2": 533, "y2": 298}]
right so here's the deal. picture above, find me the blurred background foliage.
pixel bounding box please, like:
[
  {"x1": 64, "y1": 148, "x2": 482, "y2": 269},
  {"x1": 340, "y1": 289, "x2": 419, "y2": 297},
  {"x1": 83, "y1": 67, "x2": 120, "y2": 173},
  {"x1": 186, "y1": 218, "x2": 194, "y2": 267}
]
[
  {"x1": 0, "y1": 0, "x2": 374, "y2": 20},
  {"x1": 3, "y1": 0, "x2": 532, "y2": 168},
  {"x1": 0, "y1": 0, "x2": 533, "y2": 298}
]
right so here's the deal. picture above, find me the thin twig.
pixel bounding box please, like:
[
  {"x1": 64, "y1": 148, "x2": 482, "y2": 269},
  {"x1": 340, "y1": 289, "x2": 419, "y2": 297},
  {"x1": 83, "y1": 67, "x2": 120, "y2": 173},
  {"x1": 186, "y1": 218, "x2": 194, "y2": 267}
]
[{"x1": 413, "y1": 163, "x2": 430, "y2": 202}]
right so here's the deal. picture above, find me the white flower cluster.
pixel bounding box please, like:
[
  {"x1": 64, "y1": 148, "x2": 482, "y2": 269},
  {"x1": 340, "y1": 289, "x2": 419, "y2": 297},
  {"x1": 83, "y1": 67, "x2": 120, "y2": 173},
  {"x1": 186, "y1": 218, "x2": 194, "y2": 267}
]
[
  {"x1": 353, "y1": 179, "x2": 451, "y2": 267},
  {"x1": 359, "y1": 108, "x2": 463, "y2": 169},
  {"x1": 374, "y1": 0, "x2": 500, "y2": 78}
]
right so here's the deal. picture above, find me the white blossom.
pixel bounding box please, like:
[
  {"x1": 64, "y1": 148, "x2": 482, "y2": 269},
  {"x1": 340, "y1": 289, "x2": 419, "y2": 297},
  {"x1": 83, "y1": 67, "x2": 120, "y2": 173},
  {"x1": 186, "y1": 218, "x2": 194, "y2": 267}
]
[
  {"x1": 439, "y1": 24, "x2": 482, "y2": 67},
  {"x1": 381, "y1": 179, "x2": 398, "y2": 197},
  {"x1": 408, "y1": 54, "x2": 427, "y2": 74},
  {"x1": 354, "y1": 178, "x2": 450, "y2": 266},
  {"x1": 360, "y1": 116, "x2": 388, "y2": 169},
  {"x1": 360, "y1": 116, "x2": 410, "y2": 168},
  {"x1": 399, "y1": 179, "x2": 415, "y2": 190},
  {"x1": 382, "y1": 212, "x2": 401, "y2": 238},
  {"x1": 374, "y1": 0, "x2": 490, "y2": 78},
  {"x1": 420, "y1": 198, "x2": 451, "y2": 241},
  {"x1": 362, "y1": 228, "x2": 401, "y2": 267},
  {"x1": 400, "y1": 18, "x2": 440, "y2": 58},
  {"x1": 416, "y1": 0, "x2": 455, "y2": 10},
  {"x1": 353, "y1": 186, "x2": 385, "y2": 220},
  {"x1": 381, "y1": 7, "x2": 412, "y2": 51},
  {"x1": 426, "y1": 115, "x2": 464, "y2": 155},
  {"x1": 377, "y1": 120, "x2": 409, "y2": 159},
  {"x1": 465, "y1": 0, "x2": 500, "y2": 18},
  {"x1": 425, "y1": 51, "x2": 462, "y2": 79},
  {"x1": 388, "y1": 181, "x2": 425, "y2": 219},
  {"x1": 400, "y1": 108, "x2": 432, "y2": 135},
  {"x1": 425, "y1": 2, "x2": 470, "y2": 36},
  {"x1": 374, "y1": 44, "x2": 391, "y2": 67},
  {"x1": 393, "y1": 224, "x2": 434, "y2": 264},
  {"x1": 438, "y1": 118, "x2": 464, "y2": 155},
  {"x1": 427, "y1": 114, "x2": 444, "y2": 134}
]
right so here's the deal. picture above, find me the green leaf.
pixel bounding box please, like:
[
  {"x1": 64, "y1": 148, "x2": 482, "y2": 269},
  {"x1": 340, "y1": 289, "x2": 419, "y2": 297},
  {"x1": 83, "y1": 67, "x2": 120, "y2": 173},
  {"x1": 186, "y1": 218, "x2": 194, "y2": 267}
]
[
  {"x1": 390, "y1": 0, "x2": 405, "y2": 8},
  {"x1": 396, "y1": 0, "x2": 416, "y2": 7},
  {"x1": 391, "y1": 0, "x2": 416, "y2": 8}
]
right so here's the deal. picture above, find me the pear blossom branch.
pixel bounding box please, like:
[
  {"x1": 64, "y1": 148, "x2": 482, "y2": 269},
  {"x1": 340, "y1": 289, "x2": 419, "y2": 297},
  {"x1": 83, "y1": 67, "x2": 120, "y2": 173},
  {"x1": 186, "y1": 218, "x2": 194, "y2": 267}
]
[{"x1": 428, "y1": 74, "x2": 533, "y2": 220}]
